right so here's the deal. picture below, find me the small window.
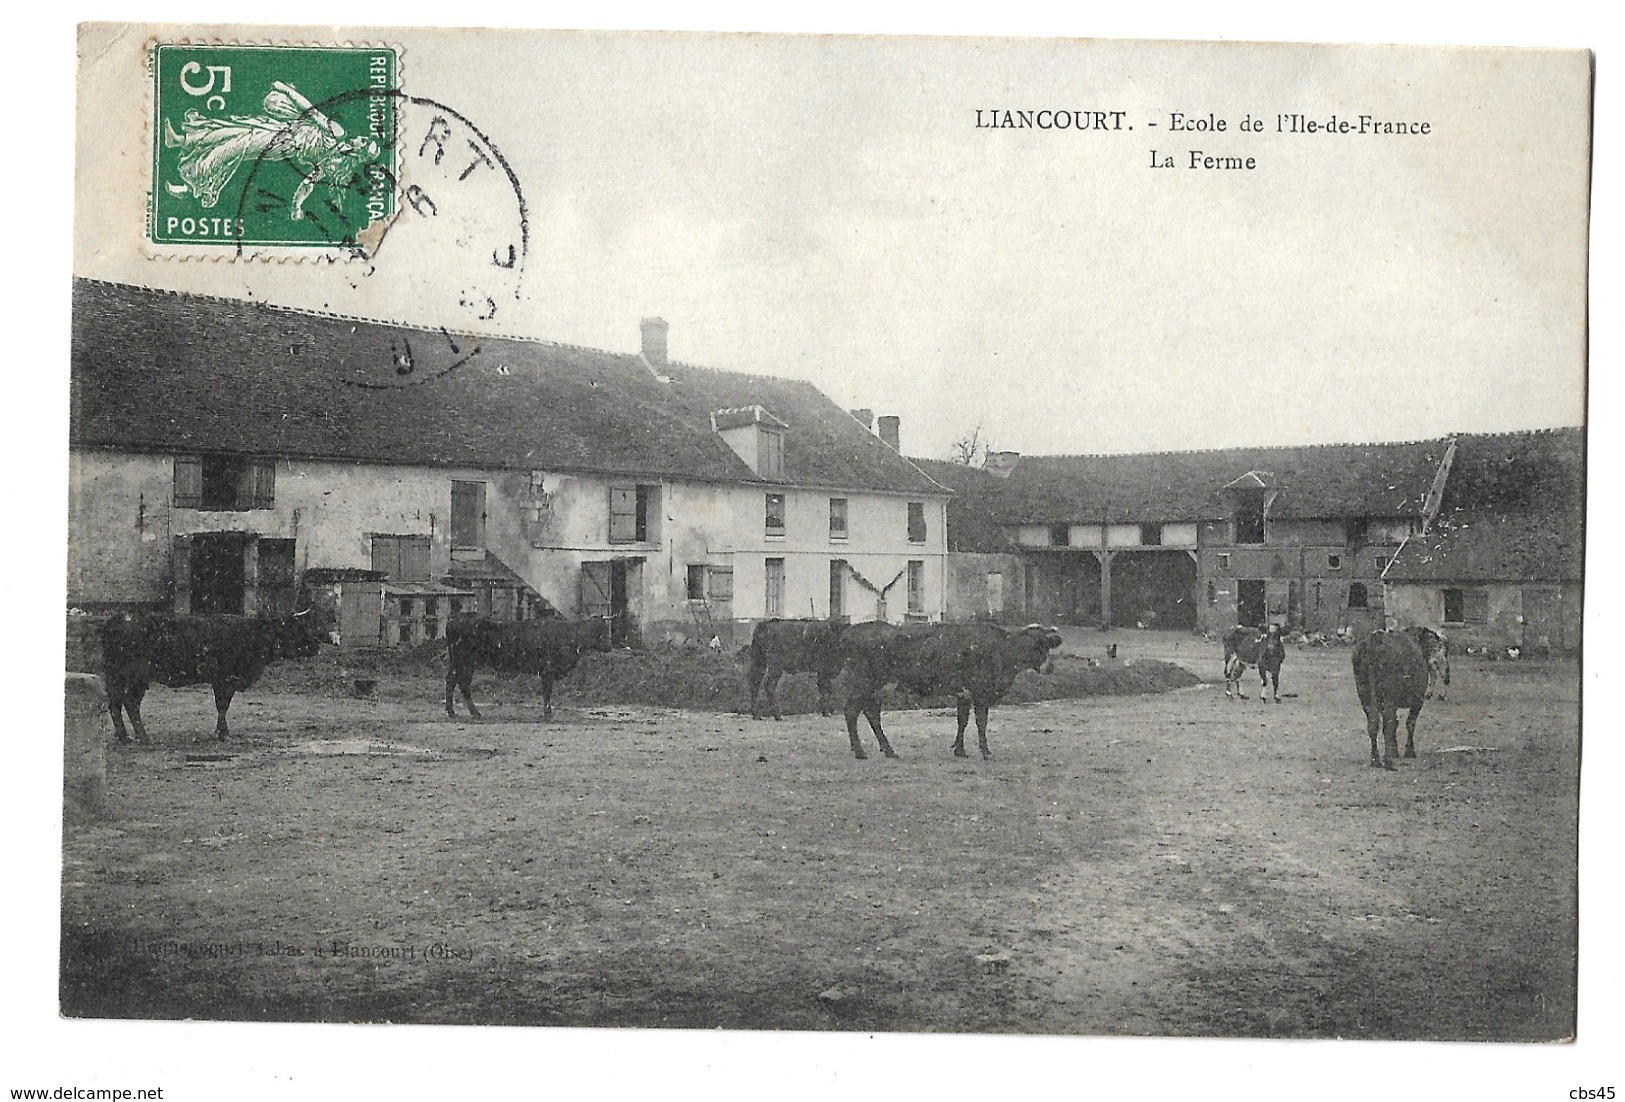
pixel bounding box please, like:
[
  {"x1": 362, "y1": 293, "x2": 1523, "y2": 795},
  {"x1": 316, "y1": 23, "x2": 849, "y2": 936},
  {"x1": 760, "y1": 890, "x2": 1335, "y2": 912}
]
[
  {"x1": 1217, "y1": 552, "x2": 1231, "y2": 570},
  {"x1": 176, "y1": 455, "x2": 275, "y2": 511},
  {"x1": 907, "y1": 502, "x2": 927, "y2": 544},
  {"x1": 765, "y1": 493, "x2": 786, "y2": 535},
  {"x1": 907, "y1": 560, "x2": 925, "y2": 613},
  {"x1": 610, "y1": 484, "x2": 654, "y2": 543},
  {"x1": 1050, "y1": 524, "x2": 1070, "y2": 547},
  {"x1": 372, "y1": 535, "x2": 431, "y2": 582},
  {"x1": 1140, "y1": 523, "x2": 1163, "y2": 546},
  {"x1": 686, "y1": 564, "x2": 707, "y2": 601},
  {"x1": 1347, "y1": 582, "x2": 1369, "y2": 609},
  {"x1": 1327, "y1": 554, "x2": 1342, "y2": 570},
  {"x1": 829, "y1": 498, "x2": 848, "y2": 540},
  {"x1": 708, "y1": 567, "x2": 734, "y2": 601},
  {"x1": 1445, "y1": 587, "x2": 1489, "y2": 624},
  {"x1": 1443, "y1": 588, "x2": 1464, "y2": 623},
  {"x1": 760, "y1": 430, "x2": 785, "y2": 480}
]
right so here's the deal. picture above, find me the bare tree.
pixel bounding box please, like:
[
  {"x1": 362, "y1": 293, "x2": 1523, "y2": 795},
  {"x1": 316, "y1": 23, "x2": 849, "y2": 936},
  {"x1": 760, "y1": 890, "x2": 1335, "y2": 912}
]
[{"x1": 949, "y1": 423, "x2": 989, "y2": 466}]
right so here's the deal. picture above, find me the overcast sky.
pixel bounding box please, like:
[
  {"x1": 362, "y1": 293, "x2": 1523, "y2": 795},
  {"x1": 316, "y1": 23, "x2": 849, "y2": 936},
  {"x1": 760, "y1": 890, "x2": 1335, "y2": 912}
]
[{"x1": 75, "y1": 30, "x2": 1589, "y2": 461}]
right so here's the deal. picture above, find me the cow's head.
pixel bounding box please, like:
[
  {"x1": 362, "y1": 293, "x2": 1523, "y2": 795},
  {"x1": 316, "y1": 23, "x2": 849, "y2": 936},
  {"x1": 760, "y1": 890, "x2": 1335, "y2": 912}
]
[{"x1": 1018, "y1": 624, "x2": 1065, "y2": 674}]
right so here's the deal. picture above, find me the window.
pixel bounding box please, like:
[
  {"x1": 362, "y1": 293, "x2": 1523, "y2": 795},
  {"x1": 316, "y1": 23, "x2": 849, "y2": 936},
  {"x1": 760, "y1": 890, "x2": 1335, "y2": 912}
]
[
  {"x1": 1140, "y1": 523, "x2": 1163, "y2": 546},
  {"x1": 1217, "y1": 552, "x2": 1230, "y2": 570},
  {"x1": 908, "y1": 502, "x2": 928, "y2": 544},
  {"x1": 765, "y1": 558, "x2": 785, "y2": 617},
  {"x1": 830, "y1": 560, "x2": 847, "y2": 619},
  {"x1": 371, "y1": 535, "x2": 431, "y2": 582},
  {"x1": 1206, "y1": 580, "x2": 1217, "y2": 607},
  {"x1": 610, "y1": 484, "x2": 656, "y2": 543},
  {"x1": 451, "y1": 480, "x2": 486, "y2": 549},
  {"x1": 686, "y1": 564, "x2": 707, "y2": 601},
  {"x1": 907, "y1": 560, "x2": 925, "y2": 613},
  {"x1": 1050, "y1": 525, "x2": 1070, "y2": 547},
  {"x1": 1233, "y1": 491, "x2": 1266, "y2": 544},
  {"x1": 760, "y1": 430, "x2": 785, "y2": 480},
  {"x1": 1443, "y1": 587, "x2": 1488, "y2": 624},
  {"x1": 1327, "y1": 554, "x2": 1342, "y2": 570},
  {"x1": 829, "y1": 498, "x2": 848, "y2": 540},
  {"x1": 708, "y1": 567, "x2": 734, "y2": 601},
  {"x1": 765, "y1": 493, "x2": 786, "y2": 536},
  {"x1": 1347, "y1": 582, "x2": 1369, "y2": 609},
  {"x1": 174, "y1": 455, "x2": 275, "y2": 511}
]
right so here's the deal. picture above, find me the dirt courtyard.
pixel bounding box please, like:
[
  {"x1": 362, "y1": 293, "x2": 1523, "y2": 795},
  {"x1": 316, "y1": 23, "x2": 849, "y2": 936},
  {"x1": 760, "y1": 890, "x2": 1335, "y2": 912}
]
[{"x1": 60, "y1": 636, "x2": 1579, "y2": 1038}]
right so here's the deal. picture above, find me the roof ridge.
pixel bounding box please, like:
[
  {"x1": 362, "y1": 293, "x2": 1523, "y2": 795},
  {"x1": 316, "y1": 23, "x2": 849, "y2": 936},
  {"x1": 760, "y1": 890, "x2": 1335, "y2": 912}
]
[{"x1": 1024, "y1": 437, "x2": 1452, "y2": 460}]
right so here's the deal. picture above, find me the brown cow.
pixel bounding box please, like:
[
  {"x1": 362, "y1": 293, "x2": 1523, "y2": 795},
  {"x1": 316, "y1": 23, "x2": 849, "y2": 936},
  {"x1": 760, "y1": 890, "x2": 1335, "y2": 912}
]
[
  {"x1": 1352, "y1": 628, "x2": 1430, "y2": 769},
  {"x1": 747, "y1": 618, "x2": 847, "y2": 720},
  {"x1": 100, "y1": 611, "x2": 326, "y2": 741},
  {"x1": 445, "y1": 614, "x2": 612, "y2": 720},
  {"x1": 841, "y1": 622, "x2": 1063, "y2": 760}
]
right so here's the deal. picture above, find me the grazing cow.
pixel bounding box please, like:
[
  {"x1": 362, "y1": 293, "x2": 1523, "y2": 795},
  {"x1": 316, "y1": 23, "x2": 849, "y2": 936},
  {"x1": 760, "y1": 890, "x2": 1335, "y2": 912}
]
[
  {"x1": 841, "y1": 622, "x2": 1063, "y2": 761},
  {"x1": 1222, "y1": 624, "x2": 1285, "y2": 702},
  {"x1": 1404, "y1": 626, "x2": 1451, "y2": 702},
  {"x1": 747, "y1": 618, "x2": 847, "y2": 720},
  {"x1": 100, "y1": 612, "x2": 326, "y2": 742},
  {"x1": 445, "y1": 615, "x2": 613, "y2": 720},
  {"x1": 1352, "y1": 628, "x2": 1430, "y2": 769}
]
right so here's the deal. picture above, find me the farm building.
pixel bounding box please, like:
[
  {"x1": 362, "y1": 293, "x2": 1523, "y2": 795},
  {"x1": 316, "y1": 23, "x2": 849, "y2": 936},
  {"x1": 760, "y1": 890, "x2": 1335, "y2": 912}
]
[
  {"x1": 967, "y1": 441, "x2": 1453, "y2": 635},
  {"x1": 1384, "y1": 428, "x2": 1584, "y2": 655},
  {"x1": 908, "y1": 457, "x2": 1028, "y2": 623},
  {"x1": 68, "y1": 280, "x2": 951, "y2": 647}
]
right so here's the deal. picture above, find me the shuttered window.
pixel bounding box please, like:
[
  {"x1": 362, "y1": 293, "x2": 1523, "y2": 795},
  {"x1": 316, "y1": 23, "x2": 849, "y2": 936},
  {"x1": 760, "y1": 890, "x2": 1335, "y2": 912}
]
[
  {"x1": 451, "y1": 481, "x2": 486, "y2": 548},
  {"x1": 371, "y1": 535, "x2": 431, "y2": 582},
  {"x1": 907, "y1": 560, "x2": 925, "y2": 613},
  {"x1": 765, "y1": 558, "x2": 785, "y2": 617},
  {"x1": 175, "y1": 455, "x2": 275, "y2": 510},
  {"x1": 173, "y1": 456, "x2": 203, "y2": 509},
  {"x1": 248, "y1": 459, "x2": 276, "y2": 510},
  {"x1": 765, "y1": 493, "x2": 786, "y2": 536}
]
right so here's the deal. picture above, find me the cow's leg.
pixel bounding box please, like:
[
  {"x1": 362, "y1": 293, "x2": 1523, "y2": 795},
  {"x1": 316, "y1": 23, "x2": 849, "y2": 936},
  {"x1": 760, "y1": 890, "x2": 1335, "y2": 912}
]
[
  {"x1": 952, "y1": 694, "x2": 971, "y2": 758},
  {"x1": 864, "y1": 700, "x2": 899, "y2": 759},
  {"x1": 105, "y1": 684, "x2": 131, "y2": 743},
  {"x1": 844, "y1": 701, "x2": 869, "y2": 760},
  {"x1": 815, "y1": 672, "x2": 834, "y2": 718},
  {"x1": 1365, "y1": 707, "x2": 1382, "y2": 767},
  {"x1": 764, "y1": 670, "x2": 785, "y2": 721},
  {"x1": 445, "y1": 665, "x2": 459, "y2": 717},
  {"x1": 974, "y1": 700, "x2": 993, "y2": 761},
  {"x1": 458, "y1": 669, "x2": 481, "y2": 719},
  {"x1": 1223, "y1": 656, "x2": 1235, "y2": 699},
  {"x1": 212, "y1": 684, "x2": 235, "y2": 740},
  {"x1": 748, "y1": 662, "x2": 767, "y2": 720},
  {"x1": 125, "y1": 685, "x2": 151, "y2": 743},
  {"x1": 1403, "y1": 706, "x2": 1420, "y2": 758},
  {"x1": 1381, "y1": 708, "x2": 1400, "y2": 770}
]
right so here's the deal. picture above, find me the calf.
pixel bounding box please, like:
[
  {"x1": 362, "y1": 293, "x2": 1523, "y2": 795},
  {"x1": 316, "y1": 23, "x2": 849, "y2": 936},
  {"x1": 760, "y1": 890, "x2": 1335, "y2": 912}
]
[
  {"x1": 1352, "y1": 628, "x2": 1430, "y2": 769},
  {"x1": 445, "y1": 615, "x2": 613, "y2": 721},
  {"x1": 1404, "y1": 626, "x2": 1450, "y2": 702},
  {"x1": 1222, "y1": 624, "x2": 1285, "y2": 702},
  {"x1": 747, "y1": 618, "x2": 847, "y2": 720},
  {"x1": 841, "y1": 622, "x2": 1063, "y2": 760},
  {"x1": 100, "y1": 612, "x2": 325, "y2": 742}
]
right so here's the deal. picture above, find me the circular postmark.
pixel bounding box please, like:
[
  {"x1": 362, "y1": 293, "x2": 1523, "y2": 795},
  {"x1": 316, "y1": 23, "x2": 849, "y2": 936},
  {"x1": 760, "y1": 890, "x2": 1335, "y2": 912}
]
[{"x1": 234, "y1": 87, "x2": 530, "y2": 389}]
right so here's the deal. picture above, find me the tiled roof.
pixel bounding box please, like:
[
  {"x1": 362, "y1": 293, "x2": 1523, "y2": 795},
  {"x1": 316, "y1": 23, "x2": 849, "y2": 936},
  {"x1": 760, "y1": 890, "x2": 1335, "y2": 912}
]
[
  {"x1": 909, "y1": 458, "x2": 1018, "y2": 553},
  {"x1": 990, "y1": 440, "x2": 1452, "y2": 524},
  {"x1": 1384, "y1": 508, "x2": 1584, "y2": 583},
  {"x1": 70, "y1": 280, "x2": 944, "y2": 496},
  {"x1": 1386, "y1": 428, "x2": 1586, "y2": 583}
]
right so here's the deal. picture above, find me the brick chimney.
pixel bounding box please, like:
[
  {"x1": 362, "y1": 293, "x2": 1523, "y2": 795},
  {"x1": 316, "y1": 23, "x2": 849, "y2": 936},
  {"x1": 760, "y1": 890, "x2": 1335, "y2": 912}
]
[
  {"x1": 640, "y1": 317, "x2": 669, "y2": 366},
  {"x1": 984, "y1": 450, "x2": 1021, "y2": 478},
  {"x1": 849, "y1": 408, "x2": 874, "y2": 429},
  {"x1": 877, "y1": 415, "x2": 901, "y2": 452}
]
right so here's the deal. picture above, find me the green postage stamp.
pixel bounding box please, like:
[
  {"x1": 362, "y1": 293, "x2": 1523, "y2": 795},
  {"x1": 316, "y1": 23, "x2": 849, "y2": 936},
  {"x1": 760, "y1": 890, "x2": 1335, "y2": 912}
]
[{"x1": 149, "y1": 43, "x2": 398, "y2": 252}]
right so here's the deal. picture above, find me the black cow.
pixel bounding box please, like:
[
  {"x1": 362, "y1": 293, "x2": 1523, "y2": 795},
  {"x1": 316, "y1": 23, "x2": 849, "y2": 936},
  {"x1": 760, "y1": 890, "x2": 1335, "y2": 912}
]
[
  {"x1": 445, "y1": 615, "x2": 613, "y2": 720},
  {"x1": 841, "y1": 622, "x2": 1063, "y2": 761},
  {"x1": 100, "y1": 612, "x2": 326, "y2": 742},
  {"x1": 1404, "y1": 626, "x2": 1451, "y2": 702},
  {"x1": 748, "y1": 618, "x2": 847, "y2": 720},
  {"x1": 1222, "y1": 624, "x2": 1285, "y2": 702},
  {"x1": 1352, "y1": 628, "x2": 1430, "y2": 769}
]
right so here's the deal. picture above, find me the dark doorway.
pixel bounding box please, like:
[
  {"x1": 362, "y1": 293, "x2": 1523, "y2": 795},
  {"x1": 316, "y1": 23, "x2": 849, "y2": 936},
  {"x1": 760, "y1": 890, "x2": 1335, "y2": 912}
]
[
  {"x1": 1237, "y1": 579, "x2": 1266, "y2": 627},
  {"x1": 1110, "y1": 551, "x2": 1198, "y2": 630},
  {"x1": 190, "y1": 532, "x2": 249, "y2": 614}
]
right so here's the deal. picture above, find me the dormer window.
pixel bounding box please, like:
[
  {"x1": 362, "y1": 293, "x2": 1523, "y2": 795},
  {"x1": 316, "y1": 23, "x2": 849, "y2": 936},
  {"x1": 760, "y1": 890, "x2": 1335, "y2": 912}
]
[{"x1": 760, "y1": 429, "x2": 785, "y2": 480}]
